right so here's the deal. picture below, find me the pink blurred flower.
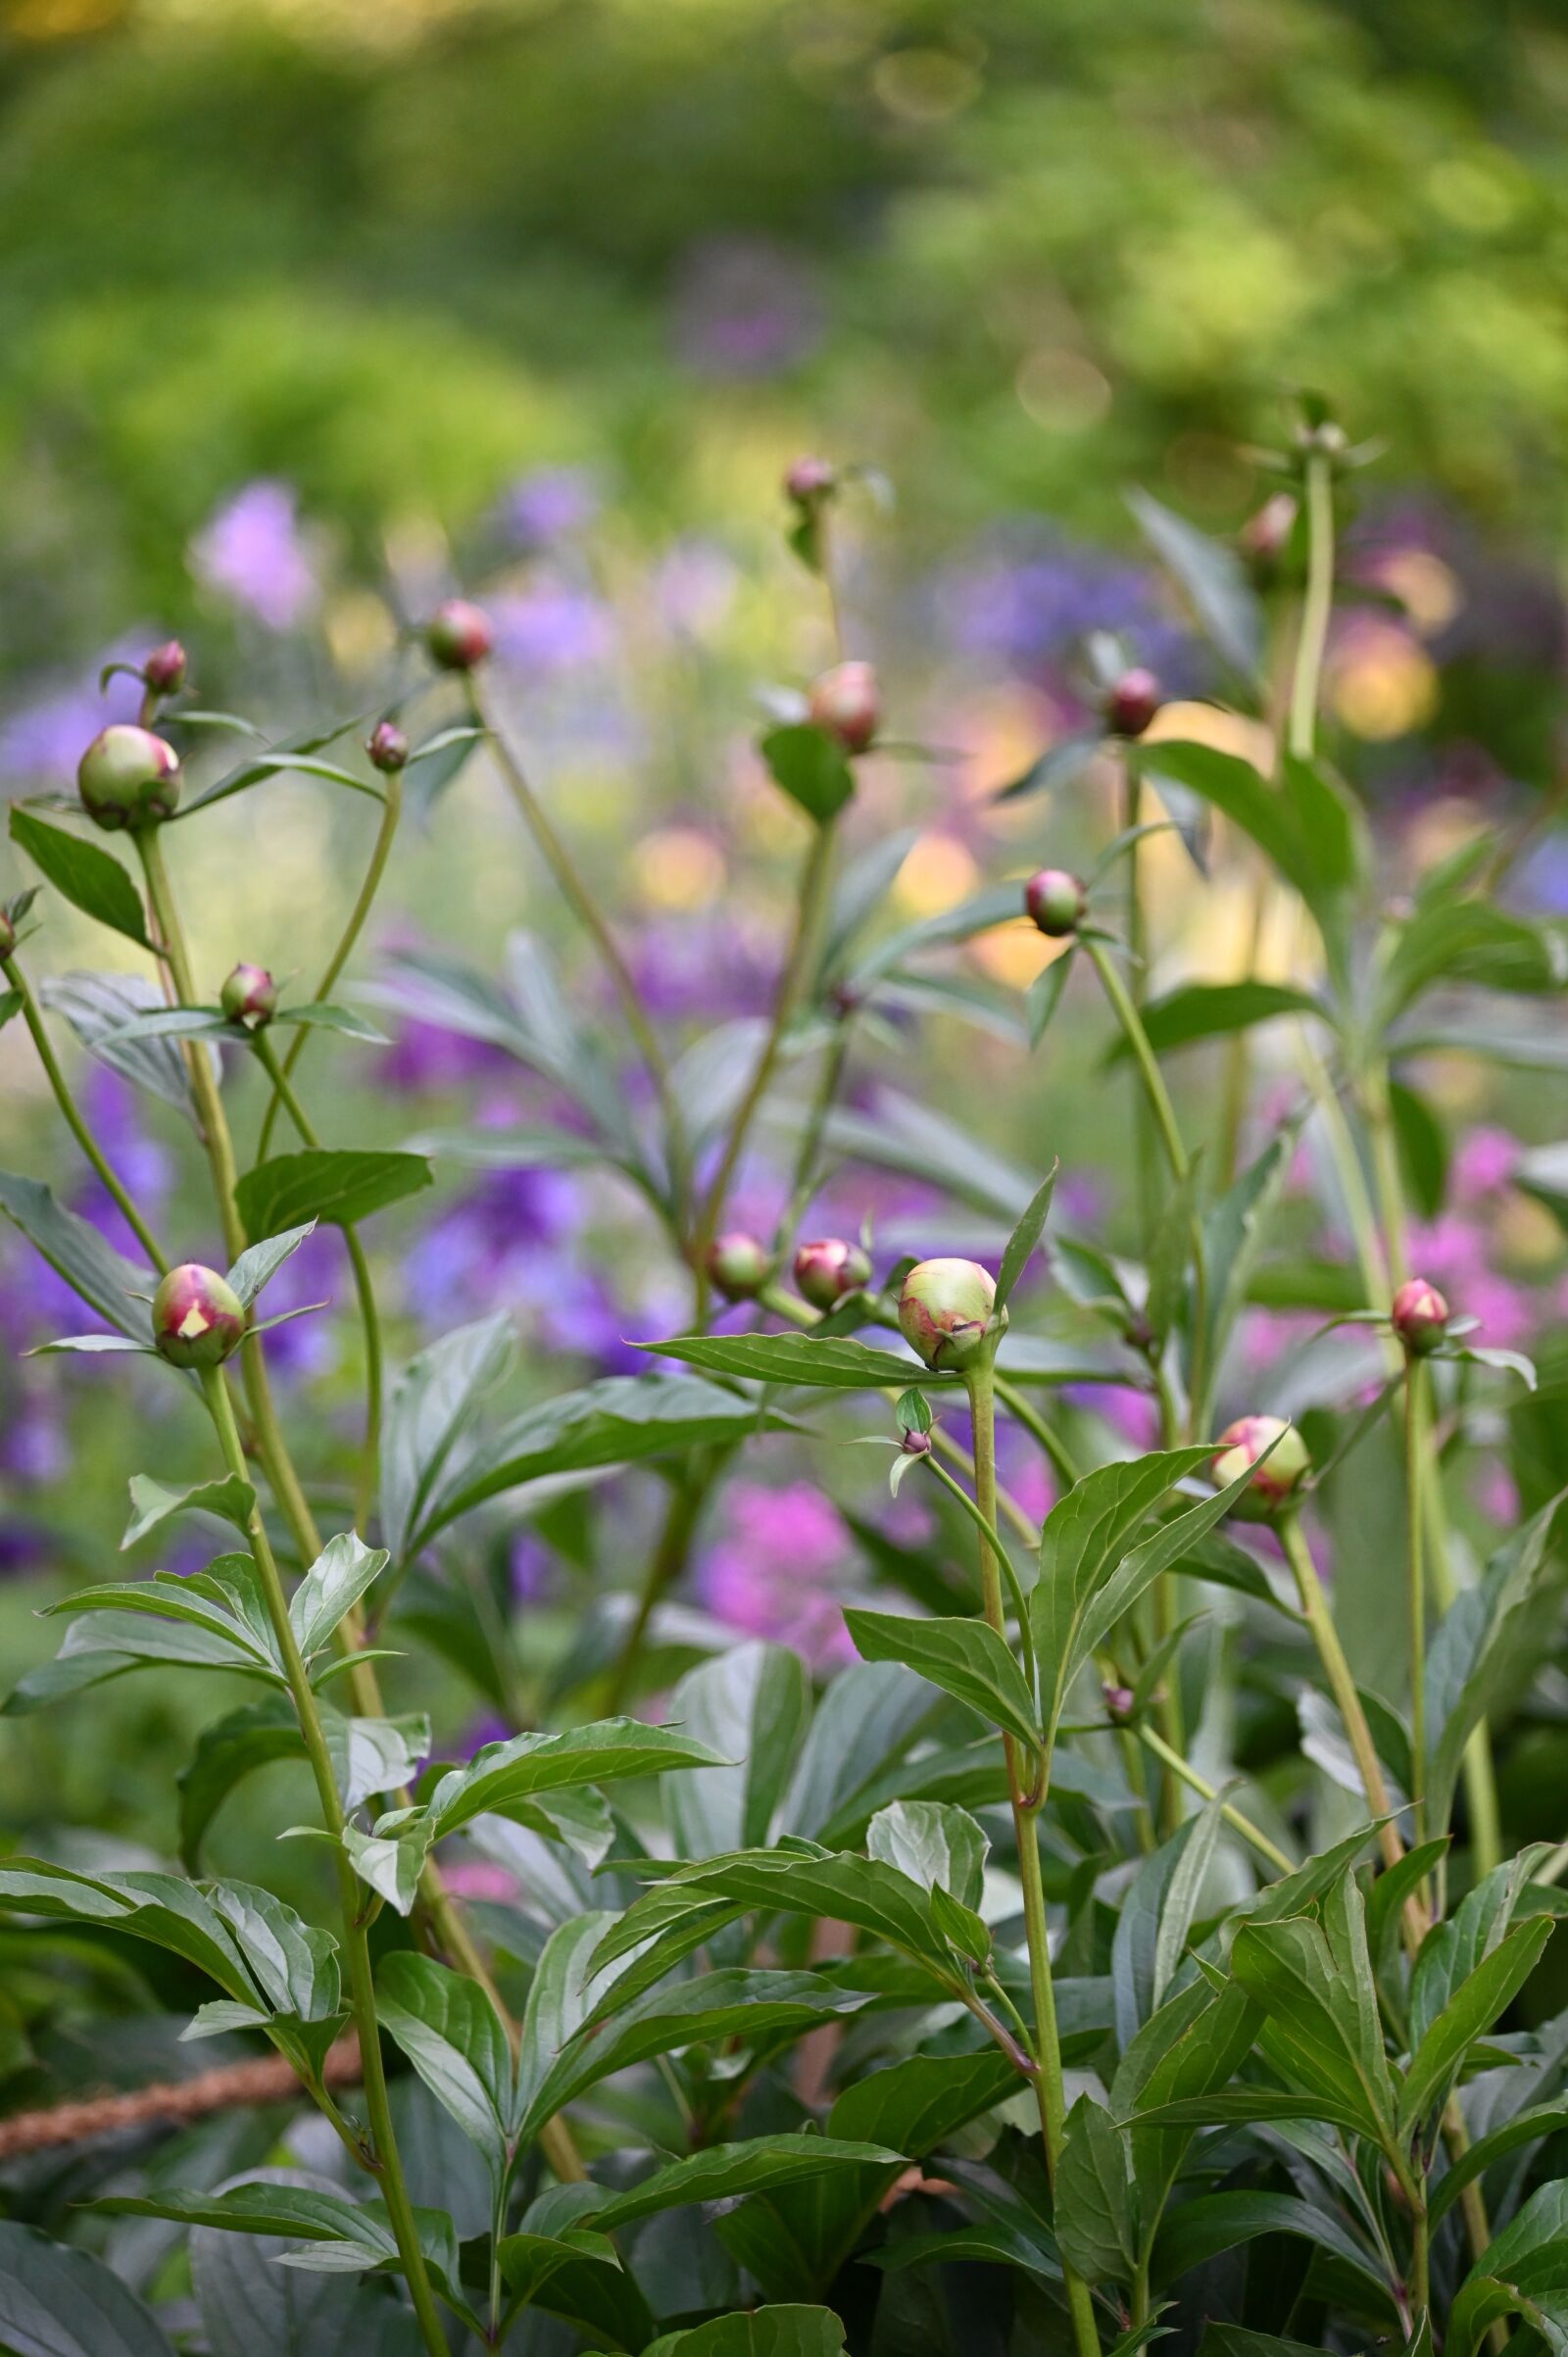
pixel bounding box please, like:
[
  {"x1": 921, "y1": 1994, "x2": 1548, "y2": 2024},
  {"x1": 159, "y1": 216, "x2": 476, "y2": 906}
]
[
  {"x1": 1452, "y1": 1126, "x2": 1521, "y2": 1205},
  {"x1": 697, "y1": 1479, "x2": 855, "y2": 1668},
  {"x1": 191, "y1": 480, "x2": 319, "y2": 630}
]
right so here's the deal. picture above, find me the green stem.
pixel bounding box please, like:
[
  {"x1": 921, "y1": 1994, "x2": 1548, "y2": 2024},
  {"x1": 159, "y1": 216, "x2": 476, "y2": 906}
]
[
  {"x1": 1083, "y1": 936, "x2": 1187, "y2": 1183},
  {"x1": 965, "y1": 1357, "x2": 1100, "y2": 2357},
  {"x1": 1403, "y1": 1354, "x2": 1428, "y2": 1865},
  {"x1": 256, "y1": 762, "x2": 403, "y2": 1163},
  {"x1": 992, "y1": 1371, "x2": 1082, "y2": 1490},
  {"x1": 3, "y1": 953, "x2": 170, "y2": 1271},
  {"x1": 1288, "y1": 451, "x2": 1335, "y2": 762},
  {"x1": 199, "y1": 1368, "x2": 449, "y2": 2357},
  {"x1": 1410, "y1": 2194, "x2": 1430, "y2": 2326},
  {"x1": 1123, "y1": 761, "x2": 1158, "y2": 1250},
  {"x1": 1135, "y1": 1725, "x2": 1294, "y2": 1875},
  {"x1": 252, "y1": 1029, "x2": 382, "y2": 1530},
  {"x1": 925, "y1": 1455, "x2": 1036, "y2": 1694}
]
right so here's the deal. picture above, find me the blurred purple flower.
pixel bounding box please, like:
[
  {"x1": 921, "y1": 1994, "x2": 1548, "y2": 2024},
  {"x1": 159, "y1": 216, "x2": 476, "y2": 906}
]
[
  {"x1": 0, "y1": 1401, "x2": 67, "y2": 1484},
  {"x1": 930, "y1": 534, "x2": 1196, "y2": 693},
  {"x1": 0, "y1": 1517, "x2": 53, "y2": 1579},
  {"x1": 497, "y1": 466, "x2": 601, "y2": 550},
  {"x1": 674, "y1": 238, "x2": 824, "y2": 378},
  {"x1": 628, "y1": 912, "x2": 777, "y2": 1022},
  {"x1": 488, "y1": 580, "x2": 613, "y2": 676},
  {"x1": 382, "y1": 1018, "x2": 515, "y2": 1094},
  {"x1": 191, "y1": 481, "x2": 319, "y2": 631},
  {"x1": 697, "y1": 1478, "x2": 854, "y2": 1668},
  {"x1": 0, "y1": 651, "x2": 144, "y2": 792},
  {"x1": 1452, "y1": 1126, "x2": 1521, "y2": 1205},
  {"x1": 654, "y1": 540, "x2": 740, "y2": 639}
]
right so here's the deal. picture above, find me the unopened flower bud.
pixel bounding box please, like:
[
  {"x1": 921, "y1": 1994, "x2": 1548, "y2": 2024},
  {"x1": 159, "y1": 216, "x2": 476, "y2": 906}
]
[
  {"x1": 808, "y1": 661, "x2": 880, "y2": 754},
  {"x1": 708, "y1": 1231, "x2": 774, "y2": 1301},
  {"x1": 77, "y1": 724, "x2": 180, "y2": 831},
  {"x1": 1392, "y1": 1277, "x2": 1449, "y2": 1356},
  {"x1": 794, "y1": 1237, "x2": 872, "y2": 1311},
  {"x1": 1211, "y1": 1413, "x2": 1310, "y2": 1519},
  {"x1": 152, "y1": 1263, "x2": 248, "y2": 1369},
  {"x1": 1102, "y1": 1683, "x2": 1136, "y2": 1724},
  {"x1": 367, "y1": 720, "x2": 408, "y2": 772},
  {"x1": 901, "y1": 1427, "x2": 933, "y2": 1457},
  {"x1": 785, "y1": 455, "x2": 837, "y2": 506},
  {"x1": 1240, "y1": 493, "x2": 1298, "y2": 575},
  {"x1": 142, "y1": 639, "x2": 187, "y2": 697},
  {"x1": 0, "y1": 913, "x2": 14, "y2": 959},
  {"x1": 220, "y1": 962, "x2": 277, "y2": 1027},
  {"x1": 1025, "y1": 867, "x2": 1086, "y2": 938},
  {"x1": 1296, "y1": 417, "x2": 1348, "y2": 457},
  {"x1": 899, "y1": 1257, "x2": 1004, "y2": 1373},
  {"x1": 425, "y1": 599, "x2": 493, "y2": 672},
  {"x1": 1104, "y1": 666, "x2": 1162, "y2": 739}
]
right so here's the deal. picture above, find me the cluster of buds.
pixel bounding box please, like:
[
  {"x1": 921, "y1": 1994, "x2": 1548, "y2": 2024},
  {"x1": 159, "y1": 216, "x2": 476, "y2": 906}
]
[
  {"x1": 77, "y1": 725, "x2": 180, "y2": 831},
  {"x1": 425, "y1": 599, "x2": 492, "y2": 672},
  {"x1": 367, "y1": 720, "x2": 409, "y2": 773},
  {"x1": 1024, "y1": 867, "x2": 1087, "y2": 939},
  {"x1": 1103, "y1": 664, "x2": 1162, "y2": 740},
  {"x1": 898, "y1": 1257, "x2": 1006, "y2": 1373},
  {"x1": 151, "y1": 1263, "x2": 248, "y2": 1370},
  {"x1": 707, "y1": 1232, "x2": 775, "y2": 1302},
  {"x1": 794, "y1": 1236, "x2": 872, "y2": 1311},
  {"x1": 808, "y1": 662, "x2": 880, "y2": 755},
  {"x1": 1392, "y1": 1276, "x2": 1450, "y2": 1356},
  {"x1": 1210, "y1": 1413, "x2": 1310, "y2": 1520},
  {"x1": 220, "y1": 963, "x2": 277, "y2": 1028}
]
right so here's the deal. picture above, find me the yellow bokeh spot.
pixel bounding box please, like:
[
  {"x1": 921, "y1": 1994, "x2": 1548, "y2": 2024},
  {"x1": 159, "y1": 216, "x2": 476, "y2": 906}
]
[
  {"x1": 973, "y1": 923, "x2": 1062, "y2": 990},
  {"x1": 892, "y1": 832, "x2": 980, "y2": 919},
  {"x1": 1015, "y1": 348, "x2": 1112, "y2": 434},
  {"x1": 633, "y1": 827, "x2": 726, "y2": 911},
  {"x1": 1494, "y1": 1193, "x2": 1563, "y2": 1271},
  {"x1": 323, "y1": 590, "x2": 399, "y2": 674},
  {"x1": 1144, "y1": 702, "x2": 1275, "y2": 775},
  {"x1": 1329, "y1": 626, "x2": 1440, "y2": 741},
  {"x1": 1377, "y1": 550, "x2": 1463, "y2": 636}
]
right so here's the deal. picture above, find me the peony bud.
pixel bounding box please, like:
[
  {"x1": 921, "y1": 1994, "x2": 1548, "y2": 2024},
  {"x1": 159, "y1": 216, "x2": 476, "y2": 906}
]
[
  {"x1": 785, "y1": 455, "x2": 837, "y2": 506},
  {"x1": 808, "y1": 661, "x2": 880, "y2": 754},
  {"x1": 1102, "y1": 1683, "x2": 1136, "y2": 1724},
  {"x1": 1392, "y1": 1277, "x2": 1449, "y2": 1356},
  {"x1": 707, "y1": 1231, "x2": 775, "y2": 1302},
  {"x1": 1024, "y1": 867, "x2": 1087, "y2": 939},
  {"x1": 220, "y1": 962, "x2": 277, "y2": 1027},
  {"x1": 794, "y1": 1237, "x2": 872, "y2": 1311},
  {"x1": 898, "y1": 1257, "x2": 1005, "y2": 1373},
  {"x1": 77, "y1": 724, "x2": 180, "y2": 831},
  {"x1": 425, "y1": 599, "x2": 493, "y2": 672},
  {"x1": 1211, "y1": 1413, "x2": 1310, "y2": 1518},
  {"x1": 142, "y1": 639, "x2": 187, "y2": 697},
  {"x1": 1240, "y1": 493, "x2": 1298, "y2": 575},
  {"x1": 152, "y1": 1262, "x2": 248, "y2": 1369},
  {"x1": 367, "y1": 720, "x2": 409, "y2": 772},
  {"x1": 1104, "y1": 666, "x2": 1162, "y2": 739},
  {"x1": 900, "y1": 1426, "x2": 933, "y2": 1457},
  {"x1": 0, "y1": 912, "x2": 14, "y2": 959}
]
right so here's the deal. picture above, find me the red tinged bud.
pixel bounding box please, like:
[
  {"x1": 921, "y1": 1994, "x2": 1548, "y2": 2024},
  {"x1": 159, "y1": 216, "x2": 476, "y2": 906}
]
[
  {"x1": 900, "y1": 1426, "x2": 933, "y2": 1457},
  {"x1": 1102, "y1": 1683, "x2": 1136, "y2": 1724},
  {"x1": 152, "y1": 1263, "x2": 248, "y2": 1369},
  {"x1": 808, "y1": 662, "x2": 880, "y2": 754},
  {"x1": 1240, "y1": 493, "x2": 1298, "y2": 574},
  {"x1": 707, "y1": 1232, "x2": 775, "y2": 1301},
  {"x1": 1104, "y1": 667, "x2": 1162, "y2": 739},
  {"x1": 367, "y1": 720, "x2": 409, "y2": 773},
  {"x1": 1392, "y1": 1277, "x2": 1449, "y2": 1355},
  {"x1": 77, "y1": 725, "x2": 180, "y2": 830},
  {"x1": 794, "y1": 1237, "x2": 872, "y2": 1311},
  {"x1": 1210, "y1": 1413, "x2": 1311, "y2": 1519},
  {"x1": 220, "y1": 962, "x2": 277, "y2": 1027},
  {"x1": 1024, "y1": 868, "x2": 1086, "y2": 938},
  {"x1": 425, "y1": 599, "x2": 493, "y2": 672},
  {"x1": 142, "y1": 640, "x2": 187, "y2": 696},
  {"x1": 898, "y1": 1257, "x2": 1004, "y2": 1373},
  {"x1": 785, "y1": 456, "x2": 837, "y2": 506}
]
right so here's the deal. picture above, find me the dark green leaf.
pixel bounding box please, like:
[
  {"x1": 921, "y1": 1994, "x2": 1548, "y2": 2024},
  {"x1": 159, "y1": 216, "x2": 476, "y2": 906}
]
[
  {"x1": 664, "y1": 1642, "x2": 810, "y2": 1861},
  {"x1": 642, "y1": 1330, "x2": 943, "y2": 1391},
  {"x1": 845, "y1": 1608, "x2": 1040, "y2": 1751},
  {"x1": 1152, "y1": 2190, "x2": 1386, "y2": 2292},
  {"x1": 427, "y1": 1720, "x2": 726, "y2": 1840},
  {"x1": 996, "y1": 1164, "x2": 1058, "y2": 1310},
  {"x1": 376, "y1": 1952, "x2": 514, "y2": 2175},
  {"x1": 1115, "y1": 981, "x2": 1325, "y2": 1059},
  {"x1": 1126, "y1": 487, "x2": 1265, "y2": 679},
  {"x1": 289, "y1": 1531, "x2": 389, "y2": 1657},
  {"x1": 8, "y1": 806, "x2": 153, "y2": 948},
  {"x1": 760, "y1": 724, "x2": 857, "y2": 822},
  {"x1": 234, "y1": 1150, "x2": 432, "y2": 1242},
  {"x1": 226, "y1": 1221, "x2": 317, "y2": 1306},
  {"x1": 1055, "y1": 2095, "x2": 1136, "y2": 2283},
  {"x1": 1399, "y1": 1916, "x2": 1552, "y2": 2130},
  {"x1": 0, "y1": 2221, "x2": 176, "y2": 2357},
  {"x1": 0, "y1": 1168, "x2": 153, "y2": 1338},
  {"x1": 122, "y1": 1471, "x2": 255, "y2": 1550},
  {"x1": 378, "y1": 1311, "x2": 514, "y2": 1564}
]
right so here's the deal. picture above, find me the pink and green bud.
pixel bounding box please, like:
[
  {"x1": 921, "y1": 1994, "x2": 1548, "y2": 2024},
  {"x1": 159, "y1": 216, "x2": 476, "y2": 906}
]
[
  {"x1": 785, "y1": 455, "x2": 837, "y2": 507},
  {"x1": 808, "y1": 661, "x2": 880, "y2": 754},
  {"x1": 220, "y1": 962, "x2": 277, "y2": 1027},
  {"x1": 367, "y1": 720, "x2": 409, "y2": 772},
  {"x1": 1240, "y1": 493, "x2": 1298, "y2": 575},
  {"x1": 1211, "y1": 1413, "x2": 1310, "y2": 1519},
  {"x1": 77, "y1": 724, "x2": 180, "y2": 831},
  {"x1": 152, "y1": 1262, "x2": 248, "y2": 1369},
  {"x1": 1104, "y1": 666, "x2": 1162, "y2": 739},
  {"x1": 1025, "y1": 867, "x2": 1086, "y2": 938},
  {"x1": 898, "y1": 1257, "x2": 1004, "y2": 1372},
  {"x1": 707, "y1": 1231, "x2": 775, "y2": 1301},
  {"x1": 142, "y1": 639, "x2": 187, "y2": 697},
  {"x1": 794, "y1": 1237, "x2": 872, "y2": 1311},
  {"x1": 1392, "y1": 1277, "x2": 1449, "y2": 1355},
  {"x1": 900, "y1": 1426, "x2": 933, "y2": 1458},
  {"x1": 425, "y1": 599, "x2": 493, "y2": 672},
  {"x1": 1102, "y1": 1682, "x2": 1136, "y2": 1725}
]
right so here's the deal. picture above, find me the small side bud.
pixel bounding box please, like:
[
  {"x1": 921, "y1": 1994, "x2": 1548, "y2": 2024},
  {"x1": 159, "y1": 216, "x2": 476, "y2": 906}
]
[
  {"x1": 1102, "y1": 1682, "x2": 1136, "y2": 1725},
  {"x1": 0, "y1": 911, "x2": 15, "y2": 959},
  {"x1": 1104, "y1": 666, "x2": 1162, "y2": 739},
  {"x1": 220, "y1": 962, "x2": 277, "y2": 1028},
  {"x1": 1240, "y1": 493, "x2": 1298, "y2": 577},
  {"x1": 707, "y1": 1231, "x2": 775, "y2": 1302},
  {"x1": 1024, "y1": 867, "x2": 1087, "y2": 938},
  {"x1": 367, "y1": 720, "x2": 409, "y2": 773},
  {"x1": 1211, "y1": 1413, "x2": 1310, "y2": 1519},
  {"x1": 794, "y1": 1237, "x2": 873, "y2": 1311},
  {"x1": 142, "y1": 639, "x2": 187, "y2": 697},
  {"x1": 425, "y1": 599, "x2": 493, "y2": 672},
  {"x1": 152, "y1": 1263, "x2": 248, "y2": 1369},
  {"x1": 785, "y1": 455, "x2": 837, "y2": 507},
  {"x1": 900, "y1": 1427, "x2": 933, "y2": 1457},
  {"x1": 77, "y1": 724, "x2": 180, "y2": 831},
  {"x1": 898, "y1": 1257, "x2": 1004, "y2": 1373},
  {"x1": 808, "y1": 661, "x2": 880, "y2": 754},
  {"x1": 1392, "y1": 1277, "x2": 1450, "y2": 1356}
]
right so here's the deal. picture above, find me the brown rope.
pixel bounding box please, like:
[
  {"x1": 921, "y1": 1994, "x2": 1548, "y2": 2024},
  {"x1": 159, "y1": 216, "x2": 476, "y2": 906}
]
[{"x1": 0, "y1": 2036, "x2": 362, "y2": 2159}]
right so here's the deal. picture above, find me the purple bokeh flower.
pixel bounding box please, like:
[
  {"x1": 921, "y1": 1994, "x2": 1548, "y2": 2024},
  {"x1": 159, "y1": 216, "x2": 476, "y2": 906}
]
[
  {"x1": 497, "y1": 466, "x2": 601, "y2": 550},
  {"x1": 673, "y1": 237, "x2": 824, "y2": 378},
  {"x1": 190, "y1": 481, "x2": 319, "y2": 631},
  {"x1": 697, "y1": 1478, "x2": 855, "y2": 1668},
  {"x1": 488, "y1": 581, "x2": 613, "y2": 676},
  {"x1": 929, "y1": 533, "x2": 1198, "y2": 696},
  {"x1": 0, "y1": 652, "x2": 145, "y2": 792}
]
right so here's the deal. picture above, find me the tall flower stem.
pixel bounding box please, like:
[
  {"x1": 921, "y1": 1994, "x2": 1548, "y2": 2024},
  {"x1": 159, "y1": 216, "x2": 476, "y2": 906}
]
[
  {"x1": 1287, "y1": 450, "x2": 1335, "y2": 763},
  {"x1": 199, "y1": 1366, "x2": 449, "y2": 2357},
  {"x1": 251, "y1": 1028, "x2": 382, "y2": 1530},
  {"x1": 2, "y1": 952, "x2": 169, "y2": 1272},
  {"x1": 966, "y1": 1355, "x2": 1101, "y2": 2357},
  {"x1": 1402, "y1": 1352, "x2": 1429, "y2": 1868},
  {"x1": 1122, "y1": 761, "x2": 1158, "y2": 1247},
  {"x1": 1134, "y1": 1725, "x2": 1294, "y2": 1875},
  {"x1": 256, "y1": 763, "x2": 403, "y2": 1163}
]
